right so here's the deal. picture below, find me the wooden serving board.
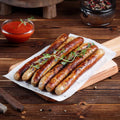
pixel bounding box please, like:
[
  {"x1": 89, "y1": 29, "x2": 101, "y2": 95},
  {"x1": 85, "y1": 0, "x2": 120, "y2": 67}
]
[
  {"x1": 80, "y1": 36, "x2": 120, "y2": 90},
  {"x1": 9, "y1": 36, "x2": 120, "y2": 101}
]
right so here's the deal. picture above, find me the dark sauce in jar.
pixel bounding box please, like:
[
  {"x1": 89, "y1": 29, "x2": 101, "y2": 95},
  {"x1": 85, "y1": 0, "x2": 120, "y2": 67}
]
[{"x1": 80, "y1": 0, "x2": 116, "y2": 26}]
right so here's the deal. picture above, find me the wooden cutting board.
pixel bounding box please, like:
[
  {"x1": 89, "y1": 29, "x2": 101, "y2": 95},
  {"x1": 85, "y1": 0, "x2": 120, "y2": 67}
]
[
  {"x1": 80, "y1": 36, "x2": 120, "y2": 90},
  {"x1": 9, "y1": 36, "x2": 120, "y2": 101}
]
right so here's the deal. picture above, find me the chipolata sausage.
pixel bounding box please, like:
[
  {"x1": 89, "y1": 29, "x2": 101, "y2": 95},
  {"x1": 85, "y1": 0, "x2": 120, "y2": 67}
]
[
  {"x1": 31, "y1": 37, "x2": 84, "y2": 86},
  {"x1": 38, "y1": 43, "x2": 92, "y2": 90},
  {"x1": 22, "y1": 37, "x2": 75, "y2": 81},
  {"x1": 46, "y1": 44, "x2": 98, "y2": 92},
  {"x1": 55, "y1": 49, "x2": 105, "y2": 95},
  {"x1": 14, "y1": 33, "x2": 68, "y2": 80}
]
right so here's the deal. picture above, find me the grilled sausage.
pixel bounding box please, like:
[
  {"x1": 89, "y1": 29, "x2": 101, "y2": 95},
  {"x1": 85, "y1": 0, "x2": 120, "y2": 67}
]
[
  {"x1": 14, "y1": 33, "x2": 68, "y2": 80},
  {"x1": 38, "y1": 43, "x2": 92, "y2": 90},
  {"x1": 31, "y1": 37, "x2": 84, "y2": 86},
  {"x1": 22, "y1": 37, "x2": 75, "y2": 81},
  {"x1": 55, "y1": 49, "x2": 105, "y2": 95},
  {"x1": 46, "y1": 45, "x2": 98, "y2": 92}
]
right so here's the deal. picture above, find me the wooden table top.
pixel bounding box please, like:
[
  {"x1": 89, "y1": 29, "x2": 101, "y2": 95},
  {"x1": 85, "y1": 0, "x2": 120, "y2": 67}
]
[{"x1": 0, "y1": 0, "x2": 120, "y2": 119}]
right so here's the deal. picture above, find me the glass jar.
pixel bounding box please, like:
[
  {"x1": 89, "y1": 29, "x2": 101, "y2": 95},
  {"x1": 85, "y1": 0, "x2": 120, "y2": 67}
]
[{"x1": 80, "y1": 0, "x2": 116, "y2": 26}]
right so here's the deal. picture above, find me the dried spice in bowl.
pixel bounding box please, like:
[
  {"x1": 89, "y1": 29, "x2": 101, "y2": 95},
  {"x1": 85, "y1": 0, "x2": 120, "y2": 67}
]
[
  {"x1": 80, "y1": 0, "x2": 116, "y2": 26},
  {"x1": 84, "y1": 0, "x2": 112, "y2": 10}
]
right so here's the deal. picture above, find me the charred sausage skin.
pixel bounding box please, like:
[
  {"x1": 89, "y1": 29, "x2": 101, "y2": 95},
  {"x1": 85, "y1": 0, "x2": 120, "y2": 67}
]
[
  {"x1": 55, "y1": 49, "x2": 105, "y2": 95},
  {"x1": 14, "y1": 33, "x2": 68, "y2": 80},
  {"x1": 22, "y1": 36, "x2": 75, "y2": 81},
  {"x1": 31, "y1": 37, "x2": 84, "y2": 86},
  {"x1": 46, "y1": 45, "x2": 98, "y2": 92},
  {"x1": 38, "y1": 43, "x2": 92, "y2": 90}
]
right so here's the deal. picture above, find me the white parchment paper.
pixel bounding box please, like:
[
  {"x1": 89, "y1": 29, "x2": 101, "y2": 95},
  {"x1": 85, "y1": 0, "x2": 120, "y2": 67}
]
[{"x1": 3, "y1": 34, "x2": 116, "y2": 101}]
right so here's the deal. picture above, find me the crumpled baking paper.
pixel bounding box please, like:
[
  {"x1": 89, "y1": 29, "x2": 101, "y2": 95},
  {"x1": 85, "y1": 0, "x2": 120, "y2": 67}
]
[{"x1": 3, "y1": 34, "x2": 116, "y2": 101}]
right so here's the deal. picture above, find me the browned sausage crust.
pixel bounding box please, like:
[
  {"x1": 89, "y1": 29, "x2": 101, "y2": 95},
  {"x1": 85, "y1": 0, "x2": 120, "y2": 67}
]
[
  {"x1": 14, "y1": 33, "x2": 68, "y2": 80},
  {"x1": 22, "y1": 37, "x2": 75, "y2": 81},
  {"x1": 46, "y1": 45, "x2": 98, "y2": 92},
  {"x1": 38, "y1": 43, "x2": 92, "y2": 90},
  {"x1": 31, "y1": 37, "x2": 84, "y2": 86},
  {"x1": 55, "y1": 49, "x2": 105, "y2": 95}
]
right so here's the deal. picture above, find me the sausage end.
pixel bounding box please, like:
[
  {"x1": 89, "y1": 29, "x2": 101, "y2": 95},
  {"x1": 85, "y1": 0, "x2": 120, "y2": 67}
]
[{"x1": 14, "y1": 72, "x2": 20, "y2": 81}]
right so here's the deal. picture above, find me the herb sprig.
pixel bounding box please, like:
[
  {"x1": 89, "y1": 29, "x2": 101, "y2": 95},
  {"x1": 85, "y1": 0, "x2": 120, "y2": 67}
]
[
  {"x1": 30, "y1": 43, "x2": 94, "y2": 69},
  {"x1": 18, "y1": 16, "x2": 34, "y2": 27}
]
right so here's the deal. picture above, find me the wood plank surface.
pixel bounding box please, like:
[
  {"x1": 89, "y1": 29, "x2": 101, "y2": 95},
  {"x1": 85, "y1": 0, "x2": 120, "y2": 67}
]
[
  {"x1": 0, "y1": 0, "x2": 120, "y2": 119},
  {"x1": 0, "y1": 0, "x2": 64, "y2": 8},
  {"x1": 1, "y1": 104, "x2": 120, "y2": 120}
]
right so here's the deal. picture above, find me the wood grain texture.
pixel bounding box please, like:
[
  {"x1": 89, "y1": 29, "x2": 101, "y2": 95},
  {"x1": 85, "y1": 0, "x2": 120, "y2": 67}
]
[
  {"x1": 0, "y1": 104, "x2": 120, "y2": 120},
  {"x1": 79, "y1": 60, "x2": 118, "y2": 90},
  {"x1": 103, "y1": 36, "x2": 120, "y2": 57},
  {"x1": 43, "y1": 5, "x2": 57, "y2": 19},
  {"x1": 0, "y1": 0, "x2": 63, "y2": 18},
  {"x1": 0, "y1": 88, "x2": 24, "y2": 112},
  {"x1": 0, "y1": 0, "x2": 64, "y2": 8},
  {"x1": 0, "y1": 0, "x2": 120, "y2": 119},
  {"x1": 0, "y1": 3, "x2": 12, "y2": 15}
]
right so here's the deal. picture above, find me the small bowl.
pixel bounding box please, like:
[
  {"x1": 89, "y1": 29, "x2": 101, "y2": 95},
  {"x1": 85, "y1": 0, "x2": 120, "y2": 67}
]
[
  {"x1": 1, "y1": 19, "x2": 34, "y2": 43},
  {"x1": 80, "y1": 0, "x2": 116, "y2": 27}
]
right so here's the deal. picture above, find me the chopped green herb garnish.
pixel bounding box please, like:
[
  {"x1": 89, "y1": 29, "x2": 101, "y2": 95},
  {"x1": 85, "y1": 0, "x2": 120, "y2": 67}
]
[
  {"x1": 33, "y1": 64, "x2": 40, "y2": 69},
  {"x1": 41, "y1": 60, "x2": 47, "y2": 65},
  {"x1": 53, "y1": 49, "x2": 59, "y2": 54},
  {"x1": 43, "y1": 53, "x2": 51, "y2": 58},
  {"x1": 92, "y1": 42, "x2": 95, "y2": 45},
  {"x1": 87, "y1": 43, "x2": 91, "y2": 48},
  {"x1": 55, "y1": 57, "x2": 58, "y2": 61},
  {"x1": 61, "y1": 55, "x2": 65, "y2": 59},
  {"x1": 30, "y1": 45, "x2": 92, "y2": 69},
  {"x1": 30, "y1": 64, "x2": 34, "y2": 68},
  {"x1": 81, "y1": 49, "x2": 87, "y2": 55},
  {"x1": 61, "y1": 61, "x2": 67, "y2": 65},
  {"x1": 77, "y1": 46, "x2": 81, "y2": 51},
  {"x1": 60, "y1": 49, "x2": 65, "y2": 54},
  {"x1": 72, "y1": 51, "x2": 77, "y2": 57}
]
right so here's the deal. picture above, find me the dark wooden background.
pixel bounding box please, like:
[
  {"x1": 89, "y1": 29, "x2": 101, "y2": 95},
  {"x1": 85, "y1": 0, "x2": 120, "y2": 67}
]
[{"x1": 0, "y1": 0, "x2": 120, "y2": 119}]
